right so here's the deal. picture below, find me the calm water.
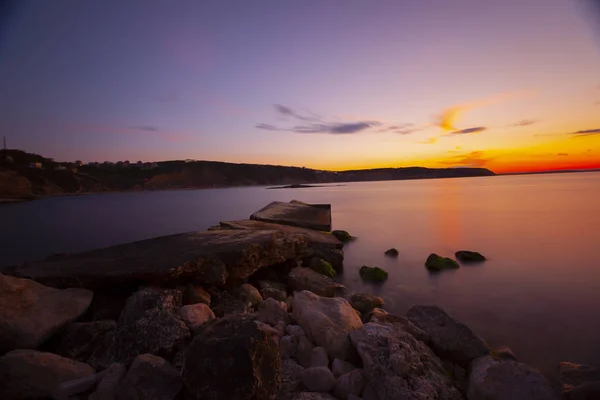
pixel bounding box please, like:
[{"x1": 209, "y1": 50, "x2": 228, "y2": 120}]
[{"x1": 2, "y1": 173, "x2": 600, "y2": 376}]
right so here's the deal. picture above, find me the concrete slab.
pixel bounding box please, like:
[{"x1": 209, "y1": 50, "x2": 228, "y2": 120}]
[{"x1": 250, "y1": 200, "x2": 331, "y2": 231}]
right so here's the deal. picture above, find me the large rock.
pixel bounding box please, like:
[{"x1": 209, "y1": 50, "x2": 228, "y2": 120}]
[
  {"x1": 307, "y1": 257, "x2": 336, "y2": 278},
  {"x1": 235, "y1": 283, "x2": 263, "y2": 307},
  {"x1": 333, "y1": 369, "x2": 365, "y2": 400},
  {"x1": 300, "y1": 366, "x2": 336, "y2": 392},
  {"x1": 468, "y1": 355, "x2": 559, "y2": 400},
  {"x1": 347, "y1": 292, "x2": 384, "y2": 314},
  {"x1": 182, "y1": 314, "x2": 281, "y2": 400},
  {"x1": 289, "y1": 267, "x2": 338, "y2": 297},
  {"x1": 179, "y1": 303, "x2": 215, "y2": 334},
  {"x1": 406, "y1": 305, "x2": 489, "y2": 367},
  {"x1": 0, "y1": 274, "x2": 93, "y2": 353},
  {"x1": 11, "y1": 229, "x2": 310, "y2": 289},
  {"x1": 559, "y1": 362, "x2": 600, "y2": 399},
  {"x1": 0, "y1": 350, "x2": 95, "y2": 399},
  {"x1": 182, "y1": 283, "x2": 211, "y2": 305},
  {"x1": 280, "y1": 358, "x2": 305, "y2": 398},
  {"x1": 293, "y1": 290, "x2": 363, "y2": 361},
  {"x1": 425, "y1": 253, "x2": 460, "y2": 272},
  {"x1": 455, "y1": 250, "x2": 486, "y2": 263},
  {"x1": 255, "y1": 280, "x2": 288, "y2": 302},
  {"x1": 97, "y1": 288, "x2": 190, "y2": 366},
  {"x1": 250, "y1": 200, "x2": 332, "y2": 231},
  {"x1": 117, "y1": 354, "x2": 181, "y2": 400},
  {"x1": 89, "y1": 362, "x2": 127, "y2": 400},
  {"x1": 210, "y1": 290, "x2": 252, "y2": 317},
  {"x1": 358, "y1": 266, "x2": 388, "y2": 283},
  {"x1": 257, "y1": 298, "x2": 289, "y2": 326},
  {"x1": 292, "y1": 394, "x2": 338, "y2": 400},
  {"x1": 349, "y1": 323, "x2": 463, "y2": 400},
  {"x1": 55, "y1": 320, "x2": 117, "y2": 362},
  {"x1": 368, "y1": 308, "x2": 430, "y2": 343}
]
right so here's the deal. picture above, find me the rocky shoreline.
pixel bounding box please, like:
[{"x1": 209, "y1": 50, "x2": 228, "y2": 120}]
[{"x1": 0, "y1": 200, "x2": 596, "y2": 399}]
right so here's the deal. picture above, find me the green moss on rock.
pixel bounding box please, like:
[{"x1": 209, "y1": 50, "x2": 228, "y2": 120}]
[
  {"x1": 359, "y1": 266, "x2": 388, "y2": 283},
  {"x1": 455, "y1": 250, "x2": 486, "y2": 262},
  {"x1": 308, "y1": 258, "x2": 336, "y2": 278},
  {"x1": 331, "y1": 230, "x2": 355, "y2": 243},
  {"x1": 425, "y1": 253, "x2": 460, "y2": 272}
]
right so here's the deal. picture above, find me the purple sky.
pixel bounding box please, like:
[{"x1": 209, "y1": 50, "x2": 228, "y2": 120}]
[{"x1": 1, "y1": 0, "x2": 599, "y2": 171}]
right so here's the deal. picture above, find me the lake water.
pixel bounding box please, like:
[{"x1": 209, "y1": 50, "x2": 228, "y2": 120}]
[{"x1": 2, "y1": 172, "x2": 600, "y2": 377}]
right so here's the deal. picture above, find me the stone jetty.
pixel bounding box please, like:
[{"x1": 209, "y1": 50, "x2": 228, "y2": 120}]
[{"x1": 0, "y1": 200, "x2": 586, "y2": 399}]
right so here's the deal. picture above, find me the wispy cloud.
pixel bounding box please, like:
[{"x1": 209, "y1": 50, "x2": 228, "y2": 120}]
[
  {"x1": 131, "y1": 125, "x2": 159, "y2": 132},
  {"x1": 571, "y1": 128, "x2": 600, "y2": 137},
  {"x1": 512, "y1": 119, "x2": 537, "y2": 127},
  {"x1": 274, "y1": 104, "x2": 320, "y2": 121},
  {"x1": 557, "y1": 153, "x2": 569, "y2": 156},
  {"x1": 416, "y1": 137, "x2": 438, "y2": 145},
  {"x1": 439, "y1": 151, "x2": 491, "y2": 167},
  {"x1": 451, "y1": 126, "x2": 486, "y2": 135},
  {"x1": 256, "y1": 121, "x2": 380, "y2": 134}
]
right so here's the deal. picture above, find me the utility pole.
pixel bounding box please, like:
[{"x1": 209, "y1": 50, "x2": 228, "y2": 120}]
[{"x1": 2, "y1": 135, "x2": 6, "y2": 150}]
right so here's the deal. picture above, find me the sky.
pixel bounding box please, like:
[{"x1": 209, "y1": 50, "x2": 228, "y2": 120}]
[{"x1": 1, "y1": 0, "x2": 599, "y2": 174}]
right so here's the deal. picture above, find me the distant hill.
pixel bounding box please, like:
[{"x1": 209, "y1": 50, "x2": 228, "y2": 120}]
[{"x1": 0, "y1": 149, "x2": 495, "y2": 200}]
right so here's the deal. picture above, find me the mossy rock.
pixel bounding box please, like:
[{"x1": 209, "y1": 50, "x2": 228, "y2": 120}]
[
  {"x1": 331, "y1": 230, "x2": 355, "y2": 243},
  {"x1": 384, "y1": 248, "x2": 399, "y2": 257},
  {"x1": 359, "y1": 266, "x2": 388, "y2": 283},
  {"x1": 425, "y1": 253, "x2": 460, "y2": 272},
  {"x1": 455, "y1": 250, "x2": 486, "y2": 263},
  {"x1": 308, "y1": 257, "x2": 336, "y2": 278}
]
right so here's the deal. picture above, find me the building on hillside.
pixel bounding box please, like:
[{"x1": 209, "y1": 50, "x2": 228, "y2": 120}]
[
  {"x1": 54, "y1": 165, "x2": 67, "y2": 171},
  {"x1": 29, "y1": 162, "x2": 42, "y2": 168}
]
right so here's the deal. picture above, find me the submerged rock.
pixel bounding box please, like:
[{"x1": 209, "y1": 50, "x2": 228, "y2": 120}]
[
  {"x1": 406, "y1": 305, "x2": 489, "y2": 367},
  {"x1": 358, "y1": 266, "x2": 388, "y2": 283},
  {"x1": 455, "y1": 250, "x2": 486, "y2": 263},
  {"x1": 332, "y1": 230, "x2": 355, "y2": 243},
  {"x1": 307, "y1": 257, "x2": 336, "y2": 278},
  {"x1": 348, "y1": 292, "x2": 384, "y2": 314},
  {"x1": 289, "y1": 267, "x2": 337, "y2": 297},
  {"x1": 293, "y1": 290, "x2": 363, "y2": 361},
  {"x1": 384, "y1": 248, "x2": 399, "y2": 257},
  {"x1": 117, "y1": 354, "x2": 182, "y2": 400},
  {"x1": 182, "y1": 314, "x2": 281, "y2": 400},
  {"x1": 559, "y1": 361, "x2": 600, "y2": 399},
  {"x1": 468, "y1": 355, "x2": 559, "y2": 400},
  {"x1": 425, "y1": 253, "x2": 460, "y2": 272},
  {"x1": 0, "y1": 273, "x2": 93, "y2": 353}
]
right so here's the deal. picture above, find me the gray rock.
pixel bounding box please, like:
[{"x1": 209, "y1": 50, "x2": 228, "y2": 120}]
[
  {"x1": 250, "y1": 200, "x2": 332, "y2": 231},
  {"x1": 349, "y1": 322, "x2": 463, "y2": 400},
  {"x1": 55, "y1": 320, "x2": 117, "y2": 362},
  {"x1": 256, "y1": 280, "x2": 287, "y2": 302},
  {"x1": 182, "y1": 314, "x2": 281, "y2": 400},
  {"x1": 280, "y1": 335, "x2": 299, "y2": 359},
  {"x1": 300, "y1": 366, "x2": 336, "y2": 392},
  {"x1": 468, "y1": 355, "x2": 559, "y2": 400},
  {"x1": 559, "y1": 361, "x2": 600, "y2": 399},
  {"x1": 333, "y1": 369, "x2": 365, "y2": 400},
  {"x1": 289, "y1": 267, "x2": 337, "y2": 297},
  {"x1": 286, "y1": 324, "x2": 306, "y2": 337},
  {"x1": 368, "y1": 308, "x2": 430, "y2": 343},
  {"x1": 292, "y1": 393, "x2": 338, "y2": 400},
  {"x1": 280, "y1": 358, "x2": 305, "y2": 398},
  {"x1": 235, "y1": 283, "x2": 263, "y2": 307},
  {"x1": 494, "y1": 346, "x2": 517, "y2": 362},
  {"x1": 0, "y1": 274, "x2": 93, "y2": 353},
  {"x1": 297, "y1": 335, "x2": 314, "y2": 368},
  {"x1": 257, "y1": 297, "x2": 289, "y2": 326},
  {"x1": 117, "y1": 354, "x2": 181, "y2": 400},
  {"x1": 182, "y1": 284, "x2": 211, "y2": 305},
  {"x1": 179, "y1": 303, "x2": 215, "y2": 334},
  {"x1": 348, "y1": 292, "x2": 384, "y2": 314},
  {"x1": 310, "y1": 346, "x2": 329, "y2": 368},
  {"x1": 406, "y1": 305, "x2": 489, "y2": 367},
  {"x1": 89, "y1": 362, "x2": 126, "y2": 400},
  {"x1": 332, "y1": 358, "x2": 358, "y2": 378},
  {"x1": 0, "y1": 350, "x2": 95, "y2": 400},
  {"x1": 293, "y1": 290, "x2": 363, "y2": 361}
]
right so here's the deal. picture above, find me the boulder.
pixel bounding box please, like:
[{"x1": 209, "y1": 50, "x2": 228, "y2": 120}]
[
  {"x1": 255, "y1": 280, "x2": 287, "y2": 302},
  {"x1": 332, "y1": 358, "x2": 357, "y2": 378},
  {"x1": 310, "y1": 346, "x2": 329, "y2": 368},
  {"x1": 117, "y1": 354, "x2": 181, "y2": 400},
  {"x1": 280, "y1": 358, "x2": 305, "y2": 398},
  {"x1": 348, "y1": 293, "x2": 384, "y2": 314},
  {"x1": 455, "y1": 250, "x2": 486, "y2": 263},
  {"x1": 349, "y1": 323, "x2": 463, "y2": 400},
  {"x1": 100, "y1": 287, "x2": 190, "y2": 366},
  {"x1": 406, "y1": 305, "x2": 489, "y2": 367},
  {"x1": 300, "y1": 366, "x2": 336, "y2": 392},
  {"x1": 89, "y1": 362, "x2": 127, "y2": 400},
  {"x1": 257, "y1": 298, "x2": 289, "y2": 326},
  {"x1": 182, "y1": 314, "x2": 281, "y2": 400},
  {"x1": 210, "y1": 290, "x2": 252, "y2": 317},
  {"x1": 280, "y1": 335, "x2": 299, "y2": 359},
  {"x1": 331, "y1": 230, "x2": 354, "y2": 243},
  {"x1": 0, "y1": 350, "x2": 95, "y2": 400},
  {"x1": 559, "y1": 362, "x2": 600, "y2": 399},
  {"x1": 348, "y1": 396, "x2": 363, "y2": 400},
  {"x1": 292, "y1": 393, "x2": 338, "y2": 400},
  {"x1": 297, "y1": 335, "x2": 314, "y2": 368},
  {"x1": 333, "y1": 369, "x2": 365, "y2": 400},
  {"x1": 55, "y1": 320, "x2": 117, "y2": 362},
  {"x1": 361, "y1": 382, "x2": 378, "y2": 400},
  {"x1": 289, "y1": 267, "x2": 337, "y2": 297},
  {"x1": 235, "y1": 283, "x2": 263, "y2": 307},
  {"x1": 307, "y1": 257, "x2": 336, "y2": 278},
  {"x1": 293, "y1": 290, "x2": 363, "y2": 361},
  {"x1": 358, "y1": 266, "x2": 388, "y2": 283},
  {"x1": 368, "y1": 308, "x2": 430, "y2": 343},
  {"x1": 11, "y1": 229, "x2": 309, "y2": 289},
  {"x1": 0, "y1": 274, "x2": 93, "y2": 353},
  {"x1": 425, "y1": 253, "x2": 460, "y2": 272},
  {"x1": 250, "y1": 200, "x2": 332, "y2": 231},
  {"x1": 179, "y1": 304, "x2": 215, "y2": 334},
  {"x1": 182, "y1": 283, "x2": 211, "y2": 305},
  {"x1": 384, "y1": 248, "x2": 398, "y2": 257},
  {"x1": 494, "y1": 347, "x2": 517, "y2": 362},
  {"x1": 468, "y1": 355, "x2": 559, "y2": 400},
  {"x1": 286, "y1": 324, "x2": 306, "y2": 337}
]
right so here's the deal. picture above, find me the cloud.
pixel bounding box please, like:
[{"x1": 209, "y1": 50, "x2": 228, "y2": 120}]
[
  {"x1": 417, "y1": 137, "x2": 438, "y2": 144},
  {"x1": 512, "y1": 119, "x2": 537, "y2": 127},
  {"x1": 451, "y1": 126, "x2": 486, "y2": 135},
  {"x1": 439, "y1": 151, "x2": 491, "y2": 167},
  {"x1": 255, "y1": 123, "x2": 278, "y2": 131},
  {"x1": 274, "y1": 104, "x2": 320, "y2": 121},
  {"x1": 557, "y1": 153, "x2": 569, "y2": 156},
  {"x1": 571, "y1": 128, "x2": 600, "y2": 136},
  {"x1": 257, "y1": 121, "x2": 380, "y2": 134},
  {"x1": 131, "y1": 125, "x2": 159, "y2": 132}
]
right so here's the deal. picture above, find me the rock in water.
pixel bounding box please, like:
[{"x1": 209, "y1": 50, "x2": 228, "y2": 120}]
[
  {"x1": 332, "y1": 230, "x2": 354, "y2": 243},
  {"x1": 179, "y1": 303, "x2": 215, "y2": 334},
  {"x1": 468, "y1": 356, "x2": 559, "y2": 400},
  {"x1": 455, "y1": 250, "x2": 486, "y2": 262},
  {"x1": 0, "y1": 273, "x2": 93, "y2": 353},
  {"x1": 293, "y1": 290, "x2": 363, "y2": 361},
  {"x1": 250, "y1": 200, "x2": 332, "y2": 231},
  {"x1": 358, "y1": 266, "x2": 388, "y2": 283},
  {"x1": 0, "y1": 350, "x2": 95, "y2": 399},
  {"x1": 559, "y1": 361, "x2": 600, "y2": 399},
  {"x1": 348, "y1": 292, "x2": 384, "y2": 314},
  {"x1": 307, "y1": 257, "x2": 336, "y2": 278},
  {"x1": 182, "y1": 314, "x2": 281, "y2": 400},
  {"x1": 349, "y1": 323, "x2": 463, "y2": 400},
  {"x1": 384, "y1": 248, "x2": 399, "y2": 257},
  {"x1": 300, "y1": 366, "x2": 336, "y2": 392},
  {"x1": 55, "y1": 320, "x2": 117, "y2": 362},
  {"x1": 117, "y1": 354, "x2": 181, "y2": 400},
  {"x1": 425, "y1": 253, "x2": 460, "y2": 272},
  {"x1": 406, "y1": 305, "x2": 489, "y2": 367},
  {"x1": 289, "y1": 267, "x2": 337, "y2": 297}
]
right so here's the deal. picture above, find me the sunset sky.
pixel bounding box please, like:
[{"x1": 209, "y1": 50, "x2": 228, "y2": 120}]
[{"x1": 1, "y1": 0, "x2": 599, "y2": 173}]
